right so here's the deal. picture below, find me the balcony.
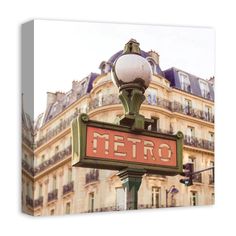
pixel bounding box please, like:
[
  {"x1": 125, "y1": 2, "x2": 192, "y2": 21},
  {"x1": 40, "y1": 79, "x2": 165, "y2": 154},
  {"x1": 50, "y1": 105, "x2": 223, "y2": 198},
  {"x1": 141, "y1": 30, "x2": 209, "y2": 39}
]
[
  {"x1": 85, "y1": 169, "x2": 99, "y2": 185},
  {"x1": 63, "y1": 181, "x2": 74, "y2": 195},
  {"x1": 34, "y1": 145, "x2": 72, "y2": 175},
  {"x1": 34, "y1": 196, "x2": 43, "y2": 208},
  {"x1": 26, "y1": 195, "x2": 33, "y2": 208},
  {"x1": 36, "y1": 112, "x2": 78, "y2": 148},
  {"x1": 35, "y1": 94, "x2": 214, "y2": 148},
  {"x1": 26, "y1": 195, "x2": 43, "y2": 208},
  {"x1": 184, "y1": 135, "x2": 214, "y2": 151},
  {"x1": 193, "y1": 173, "x2": 202, "y2": 183},
  {"x1": 22, "y1": 134, "x2": 34, "y2": 149},
  {"x1": 144, "y1": 97, "x2": 172, "y2": 111},
  {"x1": 22, "y1": 159, "x2": 34, "y2": 176},
  {"x1": 171, "y1": 102, "x2": 214, "y2": 123},
  {"x1": 48, "y1": 189, "x2": 58, "y2": 203},
  {"x1": 89, "y1": 94, "x2": 120, "y2": 110}
]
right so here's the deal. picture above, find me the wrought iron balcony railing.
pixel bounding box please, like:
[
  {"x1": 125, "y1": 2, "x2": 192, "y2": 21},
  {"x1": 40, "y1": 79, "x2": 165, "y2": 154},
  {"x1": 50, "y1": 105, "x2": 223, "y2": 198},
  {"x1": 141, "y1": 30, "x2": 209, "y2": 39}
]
[
  {"x1": 171, "y1": 101, "x2": 214, "y2": 123},
  {"x1": 35, "y1": 94, "x2": 214, "y2": 148},
  {"x1": 85, "y1": 169, "x2": 99, "y2": 185},
  {"x1": 34, "y1": 145, "x2": 72, "y2": 175},
  {"x1": 48, "y1": 189, "x2": 58, "y2": 203},
  {"x1": 184, "y1": 135, "x2": 214, "y2": 151},
  {"x1": 26, "y1": 195, "x2": 43, "y2": 208},
  {"x1": 34, "y1": 196, "x2": 44, "y2": 208},
  {"x1": 63, "y1": 181, "x2": 74, "y2": 195},
  {"x1": 89, "y1": 94, "x2": 120, "y2": 110},
  {"x1": 22, "y1": 159, "x2": 34, "y2": 176},
  {"x1": 36, "y1": 112, "x2": 78, "y2": 148},
  {"x1": 22, "y1": 134, "x2": 34, "y2": 149},
  {"x1": 26, "y1": 195, "x2": 33, "y2": 208},
  {"x1": 22, "y1": 145, "x2": 72, "y2": 176},
  {"x1": 85, "y1": 204, "x2": 165, "y2": 213}
]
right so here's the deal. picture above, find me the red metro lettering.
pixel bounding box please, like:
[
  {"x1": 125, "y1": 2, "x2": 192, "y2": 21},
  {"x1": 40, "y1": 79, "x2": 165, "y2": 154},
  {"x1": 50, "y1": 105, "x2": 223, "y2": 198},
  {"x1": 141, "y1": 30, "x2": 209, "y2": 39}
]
[{"x1": 86, "y1": 126, "x2": 177, "y2": 167}]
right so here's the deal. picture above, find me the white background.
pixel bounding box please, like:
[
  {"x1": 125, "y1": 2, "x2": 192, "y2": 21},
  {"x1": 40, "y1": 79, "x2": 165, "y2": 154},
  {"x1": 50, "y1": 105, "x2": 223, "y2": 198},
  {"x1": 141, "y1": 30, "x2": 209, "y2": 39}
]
[
  {"x1": 0, "y1": 1, "x2": 235, "y2": 236},
  {"x1": 33, "y1": 21, "x2": 214, "y2": 118}
]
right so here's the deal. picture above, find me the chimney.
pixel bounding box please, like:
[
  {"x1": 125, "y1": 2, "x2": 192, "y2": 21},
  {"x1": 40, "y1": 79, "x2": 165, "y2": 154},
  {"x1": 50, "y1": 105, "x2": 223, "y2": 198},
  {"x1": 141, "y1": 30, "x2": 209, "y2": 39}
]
[
  {"x1": 72, "y1": 80, "x2": 79, "y2": 91},
  {"x1": 209, "y1": 76, "x2": 215, "y2": 86},
  {"x1": 46, "y1": 92, "x2": 56, "y2": 106},
  {"x1": 148, "y1": 50, "x2": 160, "y2": 64},
  {"x1": 55, "y1": 91, "x2": 65, "y2": 101}
]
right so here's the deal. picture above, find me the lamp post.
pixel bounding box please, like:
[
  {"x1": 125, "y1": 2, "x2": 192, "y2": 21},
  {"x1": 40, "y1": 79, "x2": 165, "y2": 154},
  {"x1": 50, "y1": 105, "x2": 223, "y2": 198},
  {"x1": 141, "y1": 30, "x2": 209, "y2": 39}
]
[
  {"x1": 166, "y1": 185, "x2": 179, "y2": 207},
  {"x1": 71, "y1": 39, "x2": 184, "y2": 212},
  {"x1": 111, "y1": 39, "x2": 153, "y2": 131},
  {"x1": 111, "y1": 39, "x2": 153, "y2": 210}
]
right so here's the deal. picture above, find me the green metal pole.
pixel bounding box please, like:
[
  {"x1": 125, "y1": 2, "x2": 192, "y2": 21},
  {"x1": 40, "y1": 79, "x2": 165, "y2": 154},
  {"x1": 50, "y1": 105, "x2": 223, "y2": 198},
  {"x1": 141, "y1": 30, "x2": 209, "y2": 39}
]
[{"x1": 117, "y1": 168, "x2": 146, "y2": 210}]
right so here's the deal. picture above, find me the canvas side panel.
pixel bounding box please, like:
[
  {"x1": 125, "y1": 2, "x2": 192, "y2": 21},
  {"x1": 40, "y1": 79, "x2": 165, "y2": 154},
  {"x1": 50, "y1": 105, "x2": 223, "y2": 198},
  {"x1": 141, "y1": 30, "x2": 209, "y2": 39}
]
[{"x1": 21, "y1": 20, "x2": 35, "y2": 216}]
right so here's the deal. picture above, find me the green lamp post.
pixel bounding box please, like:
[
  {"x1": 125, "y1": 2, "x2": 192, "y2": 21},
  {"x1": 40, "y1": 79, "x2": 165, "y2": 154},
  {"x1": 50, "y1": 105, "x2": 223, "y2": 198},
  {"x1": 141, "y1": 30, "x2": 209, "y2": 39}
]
[
  {"x1": 111, "y1": 39, "x2": 153, "y2": 210},
  {"x1": 111, "y1": 39, "x2": 153, "y2": 131}
]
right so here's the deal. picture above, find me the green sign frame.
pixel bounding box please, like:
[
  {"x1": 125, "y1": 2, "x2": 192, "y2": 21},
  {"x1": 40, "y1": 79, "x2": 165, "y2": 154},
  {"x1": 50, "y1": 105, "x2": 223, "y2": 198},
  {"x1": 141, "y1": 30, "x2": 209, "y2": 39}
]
[{"x1": 71, "y1": 113, "x2": 183, "y2": 176}]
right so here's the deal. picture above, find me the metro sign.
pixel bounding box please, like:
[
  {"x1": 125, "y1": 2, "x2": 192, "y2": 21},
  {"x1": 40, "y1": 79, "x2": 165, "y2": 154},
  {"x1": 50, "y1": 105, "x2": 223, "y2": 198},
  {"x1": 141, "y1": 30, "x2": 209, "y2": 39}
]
[{"x1": 71, "y1": 114, "x2": 183, "y2": 175}]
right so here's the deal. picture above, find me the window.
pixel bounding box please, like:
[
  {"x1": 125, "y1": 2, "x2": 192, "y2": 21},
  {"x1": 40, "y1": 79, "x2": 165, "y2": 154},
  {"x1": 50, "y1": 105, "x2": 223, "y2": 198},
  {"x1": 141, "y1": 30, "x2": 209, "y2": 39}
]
[
  {"x1": 68, "y1": 168, "x2": 72, "y2": 183},
  {"x1": 179, "y1": 72, "x2": 191, "y2": 92},
  {"x1": 148, "y1": 60, "x2": 155, "y2": 73},
  {"x1": 199, "y1": 81, "x2": 210, "y2": 98},
  {"x1": 89, "y1": 192, "x2": 95, "y2": 212},
  {"x1": 50, "y1": 209, "x2": 55, "y2": 215},
  {"x1": 190, "y1": 192, "x2": 198, "y2": 206},
  {"x1": 188, "y1": 157, "x2": 196, "y2": 172},
  {"x1": 186, "y1": 126, "x2": 195, "y2": 142},
  {"x1": 65, "y1": 202, "x2": 71, "y2": 214},
  {"x1": 41, "y1": 155, "x2": 45, "y2": 163},
  {"x1": 205, "y1": 106, "x2": 212, "y2": 121},
  {"x1": 211, "y1": 193, "x2": 215, "y2": 204},
  {"x1": 96, "y1": 91, "x2": 103, "y2": 107},
  {"x1": 209, "y1": 161, "x2": 214, "y2": 184},
  {"x1": 66, "y1": 95, "x2": 70, "y2": 104},
  {"x1": 209, "y1": 132, "x2": 214, "y2": 142},
  {"x1": 150, "y1": 116, "x2": 160, "y2": 132},
  {"x1": 55, "y1": 146, "x2": 59, "y2": 154},
  {"x1": 39, "y1": 184, "x2": 43, "y2": 197},
  {"x1": 27, "y1": 183, "x2": 32, "y2": 197},
  {"x1": 81, "y1": 81, "x2": 86, "y2": 89},
  {"x1": 116, "y1": 187, "x2": 125, "y2": 210},
  {"x1": 69, "y1": 136, "x2": 72, "y2": 145},
  {"x1": 152, "y1": 187, "x2": 160, "y2": 208},
  {"x1": 147, "y1": 88, "x2": 157, "y2": 105},
  {"x1": 184, "y1": 99, "x2": 192, "y2": 114},
  {"x1": 53, "y1": 176, "x2": 57, "y2": 190},
  {"x1": 24, "y1": 154, "x2": 28, "y2": 162},
  {"x1": 26, "y1": 183, "x2": 30, "y2": 197}
]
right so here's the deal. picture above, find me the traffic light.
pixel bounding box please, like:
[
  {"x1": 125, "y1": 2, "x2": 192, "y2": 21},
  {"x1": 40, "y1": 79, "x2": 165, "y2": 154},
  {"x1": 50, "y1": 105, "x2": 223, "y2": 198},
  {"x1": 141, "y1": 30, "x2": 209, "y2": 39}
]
[{"x1": 179, "y1": 163, "x2": 194, "y2": 186}]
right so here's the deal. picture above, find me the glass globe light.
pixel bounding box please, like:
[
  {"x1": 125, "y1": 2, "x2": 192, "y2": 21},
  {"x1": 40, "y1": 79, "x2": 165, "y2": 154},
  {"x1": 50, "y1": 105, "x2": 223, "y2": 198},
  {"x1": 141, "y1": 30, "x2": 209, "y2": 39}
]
[{"x1": 111, "y1": 39, "x2": 152, "y2": 93}]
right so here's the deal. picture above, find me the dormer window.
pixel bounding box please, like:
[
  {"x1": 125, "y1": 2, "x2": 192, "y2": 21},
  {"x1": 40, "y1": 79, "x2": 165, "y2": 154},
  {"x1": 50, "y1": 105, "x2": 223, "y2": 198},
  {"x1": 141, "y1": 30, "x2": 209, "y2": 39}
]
[
  {"x1": 81, "y1": 81, "x2": 86, "y2": 87},
  {"x1": 52, "y1": 103, "x2": 57, "y2": 113},
  {"x1": 147, "y1": 59, "x2": 155, "y2": 73},
  {"x1": 147, "y1": 57, "x2": 156, "y2": 74},
  {"x1": 199, "y1": 80, "x2": 210, "y2": 99},
  {"x1": 179, "y1": 72, "x2": 191, "y2": 92}
]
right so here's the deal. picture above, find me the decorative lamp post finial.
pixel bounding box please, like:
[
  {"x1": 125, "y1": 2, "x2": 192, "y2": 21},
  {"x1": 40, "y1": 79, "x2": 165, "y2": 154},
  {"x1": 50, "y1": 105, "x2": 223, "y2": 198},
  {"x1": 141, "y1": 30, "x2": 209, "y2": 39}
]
[{"x1": 123, "y1": 39, "x2": 141, "y2": 55}]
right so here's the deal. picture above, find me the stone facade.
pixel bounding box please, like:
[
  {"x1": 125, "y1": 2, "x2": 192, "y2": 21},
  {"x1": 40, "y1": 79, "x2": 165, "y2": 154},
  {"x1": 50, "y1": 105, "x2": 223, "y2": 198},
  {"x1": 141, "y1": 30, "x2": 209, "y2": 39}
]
[{"x1": 22, "y1": 48, "x2": 214, "y2": 216}]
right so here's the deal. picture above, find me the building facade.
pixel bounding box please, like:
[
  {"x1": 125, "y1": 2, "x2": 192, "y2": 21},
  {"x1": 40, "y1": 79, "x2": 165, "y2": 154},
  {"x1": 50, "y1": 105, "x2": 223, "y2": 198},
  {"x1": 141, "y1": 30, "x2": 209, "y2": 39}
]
[{"x1": 22, "y1": 47, "x2": 214, "y2": 216}]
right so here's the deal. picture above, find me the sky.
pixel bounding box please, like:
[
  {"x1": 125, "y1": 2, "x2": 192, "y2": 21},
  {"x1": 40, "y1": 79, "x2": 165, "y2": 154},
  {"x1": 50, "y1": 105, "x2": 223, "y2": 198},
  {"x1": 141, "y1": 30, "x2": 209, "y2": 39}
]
[{"x1": 25, "y1": 20, "x2": 215, "y2": 120}]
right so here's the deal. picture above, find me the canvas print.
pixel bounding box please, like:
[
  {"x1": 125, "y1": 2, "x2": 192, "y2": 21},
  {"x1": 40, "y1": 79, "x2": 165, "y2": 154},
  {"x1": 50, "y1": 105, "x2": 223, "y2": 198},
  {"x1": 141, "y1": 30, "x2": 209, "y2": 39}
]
[{"x1": 22, "y1": 20, "x2": 215, "y2": 216}]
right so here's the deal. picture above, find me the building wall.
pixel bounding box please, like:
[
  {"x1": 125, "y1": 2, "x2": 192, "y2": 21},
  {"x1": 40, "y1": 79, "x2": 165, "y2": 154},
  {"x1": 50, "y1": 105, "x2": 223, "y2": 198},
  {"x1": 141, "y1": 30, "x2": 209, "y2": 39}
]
[{"x1": 22, "y1": 71, "x2": 214, "y2": 216}]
